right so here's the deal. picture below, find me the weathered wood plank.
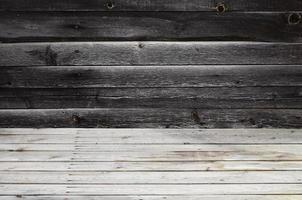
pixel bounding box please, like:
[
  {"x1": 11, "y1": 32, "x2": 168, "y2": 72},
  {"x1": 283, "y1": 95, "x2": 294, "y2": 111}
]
[
  {"x1": 2, "y1": 144, "x2": 302, "y2": 153},
  {"x1": 0, "y1": 12, "x2": 301, "y2": 42},
  {"x1": 1, "y1": 0, "x2": 301, "y2": 11},
  {"x1": 1, "y1": 171, "x2": 302, "y2": 184},
  {"x1": 1, "y1": 87, "x2": 301, "y2": 109},
  {"x1": 1, "y1": 184, "x2": 302, "y2": 195},
  {"x1": 0, "y1": 196, "x2": 302, "y2": 200},
  {"x1": 1, "y1": 161, "x2": 302, "y2": 171},
  {"x1": 0, "y1": 109, "x2": 301, "y2": 128},
  {"x1": 1, "y1": 42, "x2": 302, "y2": 66},
  {"x1": 1, "y1": 65, "x2": 301, "y2": 87},
  {"x1": 0, "y1": 128, "x2": 299, "y2": 135},
  {"x1": 1, "y1": 145, "x2": 302, "y2": 161},
  {"x1": 1, "y1": 129, "x2": 301, "y2": 143}
]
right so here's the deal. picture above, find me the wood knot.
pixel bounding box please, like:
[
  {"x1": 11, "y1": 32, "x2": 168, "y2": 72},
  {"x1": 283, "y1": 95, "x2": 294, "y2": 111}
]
[
  {"x1": 191, "y1": 110, "x2": 202, "y2": 124},
  {"x1": 216, "y1": 3, "x2": 226, "y2": 13},
  {"x1": 71, "y1": 115, "x2": 81, "y2": 124},
  {"x1": 138, "y1": 43, "x2": 144, "y2": 48},
  {"x1": 106, "y1": 1, "x2": 115, "y2": 9},
  {"x1": 288, "y1": 13, "x2": 301, "y2": 25}
]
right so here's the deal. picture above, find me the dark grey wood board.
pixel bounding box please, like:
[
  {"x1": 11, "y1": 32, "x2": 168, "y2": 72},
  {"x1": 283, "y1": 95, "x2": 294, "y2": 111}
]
[
  {"x1": 0, "y1": 12, "x2": 301, "y2": 42},
  {"x1": 1, "y1": 87, "x2": 301, "y2": 109},
  {"x1": 1, "y1": 42, "x2": 302, "y2": 66},
  {"x1": 0, "y1": 0, "x2": 301, "y2": 11},
  {"x1": 0, "y1": 109, "x2": 301, "y2": 128},
  {"x1": 1, "y1": 65, "x2": 301, "y2": 88}
]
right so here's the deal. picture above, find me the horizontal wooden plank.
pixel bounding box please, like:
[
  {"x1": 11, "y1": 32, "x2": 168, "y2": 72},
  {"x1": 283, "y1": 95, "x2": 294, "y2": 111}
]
[
  {"x1": 0, "y1": 109, "x2": 301, "y2": 128},
  {"x1": 0, "y1": 196, "x2": 302, "y2": 200},
  {"x1": 1, "y1": 65, "x2": 301, "y2": 88},
  {"x1": 1, "y1": 145, "x2": 302, "y2": 161},
  {"x1": 1, "y1": 161, "x2": 302, "y2": 171},
  {"x1": 0, "y1": 144, "x2": 75, "y2": 151},
  {"x1": 0, "y1": 129, "x2": 300, "y2": 197},
  {"x1": 1, "y1": 42, "x2": 302, "y2": 66},
  {"x1": 1, "y1": 87, "x2": 301, "y2": 109},
  {"x1": 1, "y1": 184, "x2": 302, "y2": 195},
  {"x1": 2, "y1": 144, "x2": 302, "y2": 152},
  {"x1": 1, "y1": 128, "x2": 300, "y2": 135},
  {"x1": 1, "y1": 171, "x2": 301, "y2": 184},
  {"x1": 1, "y1": 0, "x2": 302, "y2": 11},
  {"x1": 1, "y1": 129, "x2": 301, "y2": 144},
  {"x1": 0, "y1": 12, "x2": 301, "y2": 42}
]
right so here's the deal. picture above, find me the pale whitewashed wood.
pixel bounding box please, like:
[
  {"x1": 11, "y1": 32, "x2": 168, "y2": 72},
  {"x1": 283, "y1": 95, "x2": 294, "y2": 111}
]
[
  {"x1": 1, "y1": 129, "x2": 301, "y2": 144},
  {"x1": 0, "y1": 196, "x2": 301, "y2": 200},
  {"x1": 1, "y1": 145, "x2": 302, "y2": 161},
  {"x1": 1, "y1": 184, "x2": 302, "y2": 195},
  {"x1": 0, "y1": 144, "x2": 75, "y2": 151},
  {"x1": 0, "y1": 142, "x2": 302, "y2": 153},
  {"x1": 1, "y1": 129, "x2": 302, "y2": 198},
  {"x1": 2, "y1": 144, "x2": 302, "y2": 152},
  {"x1": 0, "y1": 134, "x2": 75, "y2": 143},
  {"x1": 1, "y1": 171, "x2": 302, "y2": 184},
  {"x1": 1, "y1": 161, "x2": 302, "y2": 171}
]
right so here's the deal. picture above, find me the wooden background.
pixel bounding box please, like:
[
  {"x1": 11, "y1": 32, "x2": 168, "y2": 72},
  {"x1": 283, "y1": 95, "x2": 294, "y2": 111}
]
[{"x1": 0, "y1": 0, "x2": 301, "y2": 128}]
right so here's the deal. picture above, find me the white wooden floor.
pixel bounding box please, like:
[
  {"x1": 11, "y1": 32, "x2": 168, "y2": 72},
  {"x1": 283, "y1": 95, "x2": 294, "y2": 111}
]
[{"x1": 0, "y1": 129, "x2": 302, "y2": 199}]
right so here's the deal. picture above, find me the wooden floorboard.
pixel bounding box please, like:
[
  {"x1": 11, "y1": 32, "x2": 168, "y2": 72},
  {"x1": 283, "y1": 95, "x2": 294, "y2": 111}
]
[
  {"x1": 0, "y1": 129, "x2": 301, "y2": 199},
  {"x1": 0, "y1": 196, "x2": 301, "y2": 200}
]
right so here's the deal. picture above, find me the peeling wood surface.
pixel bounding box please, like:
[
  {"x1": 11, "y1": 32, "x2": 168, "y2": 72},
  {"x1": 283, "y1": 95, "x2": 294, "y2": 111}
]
[{"x1": 0, "y1": 129, "x2": 302, "y2": 198}]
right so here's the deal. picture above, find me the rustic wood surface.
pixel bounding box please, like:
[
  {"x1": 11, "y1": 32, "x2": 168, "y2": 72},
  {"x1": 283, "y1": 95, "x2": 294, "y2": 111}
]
[
  {"x1": 1, "y1": 0, "x2": 302, "y2": 198},
  {"x1": 0, "y1": 129, "x2": 301, "y2": 199},
  {"x1": 0, "y1": 12, "x2": 301, "y2": 42},
  {"x1": 1, "y1": 42, "x2": 302, "y2": 66},
  {"x1": 1, "y1": 65, "x2": 301, "y2": 87},
  {"x1": 0, "y1": 109, "x2": 301, "y2": 128},
  {"x1": 1, "y1": 0, "x2": 302, "y2": 11},
  {"x1": 1, "y1": 87, "x2": 301, "y2": 109},
  {"x1": 0, "y1": 197, "x2": 301, "y2": 200}
]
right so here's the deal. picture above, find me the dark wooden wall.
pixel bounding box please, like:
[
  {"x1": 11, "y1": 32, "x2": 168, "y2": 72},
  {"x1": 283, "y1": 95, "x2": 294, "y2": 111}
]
[{"x1": 0, "y1": 0, "x2": 301, "y2": 128}]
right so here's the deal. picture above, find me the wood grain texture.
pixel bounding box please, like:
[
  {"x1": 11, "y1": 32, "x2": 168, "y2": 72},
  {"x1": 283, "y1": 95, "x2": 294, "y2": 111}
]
[
  {"x1": 1, "y1": 171, "x2": 302, "y2": 184},
  {"x1": 0, "y1": 129, "x2": 301, "y2": 198},
  {"x1": 1, "y1": 65, "x2": 301, "y2": 88},
  {"x1": 2, "y1": 145, "x2": 302, "y2": 161},
  {"x1": 1, "y1": 161, "x2": 302, "y2": 171},
  {"x1": 1, "y1": 184, "x2": 302, "y2": 195},
  {"x1": 0, "y1": 196, "x2": 301, "y2": 200},
  {"x1": 0, "y1": 12, "x2": 301, "y2": 42},
  {"x1": 1, "y1": 42, "x2": 302, "y2": 66},
  {"x1": 0, "y1": 109, "x2": 301, "y2": 128},
  {"x1": 1, "y1": 87, "x2": 301, "y2": 109},
  {"x1": 1, "y1": 0, "x2": 302, "y2": 11},
  {"x1": 1, "y1": 129, "x2": 301, "y2": 144}
]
